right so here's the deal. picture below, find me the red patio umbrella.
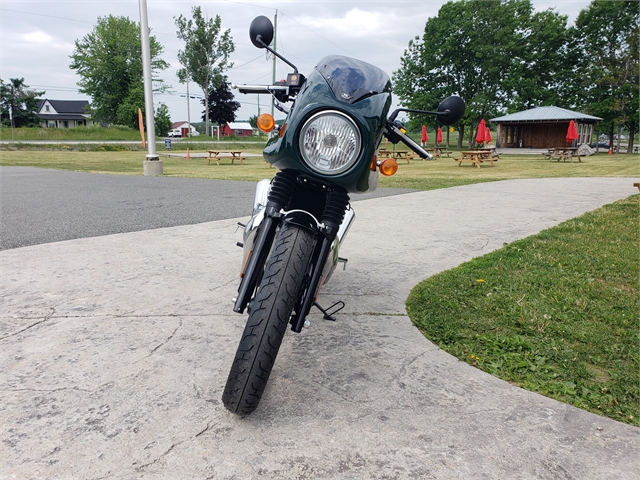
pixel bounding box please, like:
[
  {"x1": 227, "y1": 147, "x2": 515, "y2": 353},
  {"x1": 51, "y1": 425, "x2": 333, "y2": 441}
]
[
  {"x1": 485, "y1": 127, "x2": 492, "y2": 144},
  {"x1": 475, "y1": 119, "x2": 487, "y2": 145},
  {"x1": 436, "y1": 127, "x2": 443, "y2": 144},
  {"x1": 421, "y1": 125, "x2": 428, "y2": 146},
  {"x1": 566, "y1": 120, "x2": 579, "y2": 143}
]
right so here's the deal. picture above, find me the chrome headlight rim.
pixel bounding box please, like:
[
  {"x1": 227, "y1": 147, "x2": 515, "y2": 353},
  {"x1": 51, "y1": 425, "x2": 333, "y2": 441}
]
[{"x1": 299, "y1": 110, "x2": 362, "y2": 176}]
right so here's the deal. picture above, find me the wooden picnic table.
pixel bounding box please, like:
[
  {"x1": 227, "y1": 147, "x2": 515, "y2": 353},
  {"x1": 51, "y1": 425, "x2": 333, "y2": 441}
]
[
  {"x1": 543, "y1": 147, "x2": 581, "y2": 163},
  {"x1": 207, "y1": 150, "x2": 245, "y2": 165},
  {"x1": 431, "y1": 147, "x2": 452, "y2": 157},
  {"x1": 379, "y1": 149, "x2": 413, "y2": 163},
  {"x1": 613, "y1": 145, "x2": 640, "y2": 154},
  {"x1": 454, "y1": 150, "x2": 498, "y2": 168},
  {"x1": 425, "y1": 148, "x2": 442, "y2": 159}
]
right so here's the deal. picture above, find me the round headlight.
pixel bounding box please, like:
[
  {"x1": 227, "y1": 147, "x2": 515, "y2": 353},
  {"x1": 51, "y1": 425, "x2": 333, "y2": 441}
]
[{"x1": 299, "y1": 110, "x2": 362, "y2": 175}]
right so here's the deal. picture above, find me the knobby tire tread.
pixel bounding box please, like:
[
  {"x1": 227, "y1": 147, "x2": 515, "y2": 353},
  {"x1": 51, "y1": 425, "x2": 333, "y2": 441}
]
[{"x1": 222, "y1": 223, "x2": 315, "y2": 415}]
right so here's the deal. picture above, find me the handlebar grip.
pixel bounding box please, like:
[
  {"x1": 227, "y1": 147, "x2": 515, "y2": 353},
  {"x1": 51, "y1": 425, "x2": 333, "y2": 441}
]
[
  {"x1": 237, "y1": 85, "x2": 272, "y2": 95},
  {"x1": 235, "y1": 84, "x2": 289, "y2": 95},
  {"x1": 386, "y1": 123, "x2": 433, "y2": 160}
]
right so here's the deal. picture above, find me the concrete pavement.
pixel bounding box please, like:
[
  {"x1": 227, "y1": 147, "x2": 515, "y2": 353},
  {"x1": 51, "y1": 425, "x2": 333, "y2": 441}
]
[{"x1": 1, "y1": 177, "x2": 638, "y2": 479}]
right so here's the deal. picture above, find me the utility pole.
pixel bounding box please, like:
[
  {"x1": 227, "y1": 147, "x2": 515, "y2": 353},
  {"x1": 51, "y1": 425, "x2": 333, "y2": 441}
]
[
  {"x1": 186, "y1": 79, "x2": 191, "y2": 138},
  {"x1": 271, "y1": 10, "x2": 277, "y2": 118},
  {"x1": 9, "y1": 104, "x2": 14, "y2": 142},
  {"x1": 139, "y1": 0, "x2": 162, "y2": 175}
]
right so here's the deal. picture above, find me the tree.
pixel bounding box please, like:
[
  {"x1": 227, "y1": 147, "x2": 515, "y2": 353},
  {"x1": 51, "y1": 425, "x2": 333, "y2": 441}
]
[
  {"x1": 154, "y1": 103, "x2": 172, "y2": 137},
  {"x1": 175, "y1": 7, "x2": 235, "y2": 137},
  {"x1": 572, "y1": 1, "x2": 639, "y2": 151},
  {"x1": 201, "y1": 77, "x2": 240, "y2": 127},
  {"x1": 503, "y1": 9, "x2": 577, "y2": 111},
  {"x1": 70, "y1": 15, "x2": 169, "y2": 128},
  {"x1": 0, "y1": 78, "x2": 44, "y2": 127},
  {"x1": 393, "y1": 0, "x2": 573, "y2": 147}
]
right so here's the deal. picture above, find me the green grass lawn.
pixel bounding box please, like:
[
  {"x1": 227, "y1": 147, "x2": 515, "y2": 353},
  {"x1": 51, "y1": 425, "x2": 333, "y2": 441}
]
[
  {"x1": 0, "y1": 125, "x2": 272, "y2": 146},
  {"x1": 0, "y1": 125, "x2": 144, "y2": 142},
  {"x1": 1, "y1": 149, "x2": 637, "y2": 186},
  {"x1": 406, "y1": 195, "x2": 639, "y2": 425}
]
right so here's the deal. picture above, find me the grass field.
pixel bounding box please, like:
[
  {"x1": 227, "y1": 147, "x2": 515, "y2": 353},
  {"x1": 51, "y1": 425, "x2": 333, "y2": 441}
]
[
  {"x1": 0, "y1": 125, "x2": 144, "y2": 142},
  {"x1": 0, "y1": 125, "x2": 271, "y2": 149},
  {"x1": 0, "y1": 149, "x2": 637, "y2": 188},
  {"x1": 406, "y1": 195, "x2": 639, "y2": 425},
  {"x1": 0, "y1": 125, "x2": 463, "y2": 145}
]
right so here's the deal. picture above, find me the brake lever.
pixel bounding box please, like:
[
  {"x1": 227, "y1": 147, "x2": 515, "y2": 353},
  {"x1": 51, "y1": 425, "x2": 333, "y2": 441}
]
[
  {"x1": 274, "y1": 100, "x2": 289, "y2": 114},
  {"x1": 384, "y1": 121, "x2": 433, "y2": 160}
]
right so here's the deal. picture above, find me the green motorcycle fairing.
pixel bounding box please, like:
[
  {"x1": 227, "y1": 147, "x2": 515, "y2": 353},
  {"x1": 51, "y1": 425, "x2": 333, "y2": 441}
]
[{"x1": 263, "y1": 55, "x2": 392, "y2": 194}]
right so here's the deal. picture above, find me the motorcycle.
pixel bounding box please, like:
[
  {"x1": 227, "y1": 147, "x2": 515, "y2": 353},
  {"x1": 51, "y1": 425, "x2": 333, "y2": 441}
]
[{"x1": 222, "y1": 16, "x2": 465, "y2": 415}]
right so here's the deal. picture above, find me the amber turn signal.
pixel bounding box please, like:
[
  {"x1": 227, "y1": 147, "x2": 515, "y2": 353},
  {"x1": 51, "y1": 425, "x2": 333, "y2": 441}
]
[
  {"x1": 257, "y1": 113, "x2": 276, "y2": 132},
  {"x1": 378, "y1": 158, "x2": 398, "y2": 176}
]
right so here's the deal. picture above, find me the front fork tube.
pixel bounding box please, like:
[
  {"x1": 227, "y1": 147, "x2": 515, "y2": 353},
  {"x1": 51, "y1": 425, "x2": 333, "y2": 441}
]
[
  {"x1": 290, "y1": 224, "x2": 339, "y2": 333},
  {"x1": 233, "y1": 205, "x2": 281, "y2": 314}
]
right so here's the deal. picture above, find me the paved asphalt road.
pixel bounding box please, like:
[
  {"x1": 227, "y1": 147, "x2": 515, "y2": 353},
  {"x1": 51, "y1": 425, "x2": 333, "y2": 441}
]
[{"x1": 0, "y1": 166, "x2": 414, "y2": 250}]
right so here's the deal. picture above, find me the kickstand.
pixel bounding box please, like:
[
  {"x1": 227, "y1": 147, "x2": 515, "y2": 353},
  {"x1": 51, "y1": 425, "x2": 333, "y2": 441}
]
[{"x1": 313, "y1": 301, "x2": 345, "y2": 321}]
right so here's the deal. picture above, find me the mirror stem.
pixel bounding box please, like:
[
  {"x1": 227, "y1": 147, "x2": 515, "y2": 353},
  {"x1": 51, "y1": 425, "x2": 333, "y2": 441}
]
[
  {"x1": 257, "y1": 35, "x2": 299, "y2": 74},
  {"x1": 388, "y1": 108, "x2": 449, "y2": 122}
]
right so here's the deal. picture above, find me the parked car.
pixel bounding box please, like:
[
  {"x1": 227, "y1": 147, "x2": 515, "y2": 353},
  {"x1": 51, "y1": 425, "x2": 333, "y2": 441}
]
[
  {"x1": 168, "y1": 129, "x2": 182, "y2": 138},
  {"x1": 590, "y1": 141, "x2": 609, "y2": 149}
]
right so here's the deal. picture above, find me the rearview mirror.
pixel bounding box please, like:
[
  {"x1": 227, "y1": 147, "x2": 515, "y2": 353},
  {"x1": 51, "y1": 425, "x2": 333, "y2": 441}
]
[
  {"x1": 436, "y1": 96, "x2": 466, "y2": 125},
  {"x1": 249, "y1": 16, "x2": 274, "y2": 49}
]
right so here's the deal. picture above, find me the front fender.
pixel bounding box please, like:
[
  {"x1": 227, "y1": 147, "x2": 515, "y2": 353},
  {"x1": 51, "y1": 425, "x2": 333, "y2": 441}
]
[{"x1": 282, "y1": 210, "x2": 320, "y2": 233}]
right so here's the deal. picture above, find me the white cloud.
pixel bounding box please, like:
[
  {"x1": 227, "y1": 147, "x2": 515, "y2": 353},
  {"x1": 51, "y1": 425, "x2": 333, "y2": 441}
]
[
  {"x1": 13, "y1": 29, "x2": 73, "y2": 51},
  {"x1": 20, "y1": 30, "x2": 55, "y2": 44},
  {"x1": 303, "y1": 8, "x2": 385, "y2": 38}
]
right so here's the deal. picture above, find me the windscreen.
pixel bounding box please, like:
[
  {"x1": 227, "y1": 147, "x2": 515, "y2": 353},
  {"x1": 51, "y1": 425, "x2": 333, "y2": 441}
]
[{"x1": 316, "y1": 55, "x2": 391, "y2": 104}]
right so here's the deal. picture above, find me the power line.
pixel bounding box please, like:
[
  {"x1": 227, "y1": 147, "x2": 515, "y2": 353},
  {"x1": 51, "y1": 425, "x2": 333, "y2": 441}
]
[
  {"x1": 0, "y1": 8, "x2": 174, "y2": 36},
  {"x1": 0, "y1": 8, "x2": 94, "y2": 24},
  {"x1": 2, "y1": 5, "x2": 354, "y2": 52},
  {"x1": 219, "y1": 0, "x2": 277, "y2": 12},
  {"x1": 226, "y1": 54, "x2": 265, "y2": 72},
  {"x1": 278, "y1": 11, "x2": 354, "y2": 57},
  {"x1": 28, "y1": 84, "x2": 81, "y2": 93}
]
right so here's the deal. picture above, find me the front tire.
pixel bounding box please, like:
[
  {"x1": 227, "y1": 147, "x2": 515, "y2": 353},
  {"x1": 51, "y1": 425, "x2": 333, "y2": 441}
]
[{"x1": 222, "y1": 223, "x2": 315, "y2": 415}]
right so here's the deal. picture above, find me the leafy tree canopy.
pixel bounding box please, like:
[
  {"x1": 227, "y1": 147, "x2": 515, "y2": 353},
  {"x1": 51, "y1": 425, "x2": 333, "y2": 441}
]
[
  {"x1": 393, "y1": 0, "x2": 573, "y2": 146},
  {"x1": 69, "y1": 15, "x2": 169, "y2": 128},
  {"x1": 0, "y1": 78, "x2": 44, "y2": 127},
  {"x1": 175, "y1": 7, "x2": 235, "y2": 135},
  {"x1": 154, "y1": 103, "x2": 172, "y2": 137},
  {"x1": 201, "y1": 76, "x2": 240, "y2": 127},
  {"x1": 572, "y1": 0, "x2": 639, "y2": 148}
]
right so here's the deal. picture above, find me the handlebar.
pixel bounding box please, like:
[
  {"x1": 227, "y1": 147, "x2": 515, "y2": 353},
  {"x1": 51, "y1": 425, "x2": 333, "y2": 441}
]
[
  {"x1": 385, "y1": 122, "x2": 433, "y2": 160},
  {"x1": 234, "y1": 84, "x2": 289, "y2": 95}
]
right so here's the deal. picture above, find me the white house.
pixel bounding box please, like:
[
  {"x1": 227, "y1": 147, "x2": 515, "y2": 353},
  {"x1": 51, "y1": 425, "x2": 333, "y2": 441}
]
[
  {"x1": 36, "y1": 99, "x2": 92, "y2": 128},
  {"x1": 169, "y1": 121, "x2": 199, "y2": 137}
]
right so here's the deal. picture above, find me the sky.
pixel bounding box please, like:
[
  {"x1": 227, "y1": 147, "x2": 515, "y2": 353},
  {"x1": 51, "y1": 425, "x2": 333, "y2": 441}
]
[{"x1": 1, "y1": 0, "x2": 593, "y2": 130}]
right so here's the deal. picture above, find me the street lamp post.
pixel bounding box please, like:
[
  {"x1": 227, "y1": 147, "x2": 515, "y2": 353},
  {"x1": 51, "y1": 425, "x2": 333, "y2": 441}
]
[{"x1": 139, "y1": 0, "x2": 162, "y2": 175}]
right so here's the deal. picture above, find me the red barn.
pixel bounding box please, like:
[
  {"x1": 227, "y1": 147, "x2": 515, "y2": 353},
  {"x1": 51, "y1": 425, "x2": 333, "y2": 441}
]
[{"x1": 222, "y1": 122, "x2": 254, "y2": 137}]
